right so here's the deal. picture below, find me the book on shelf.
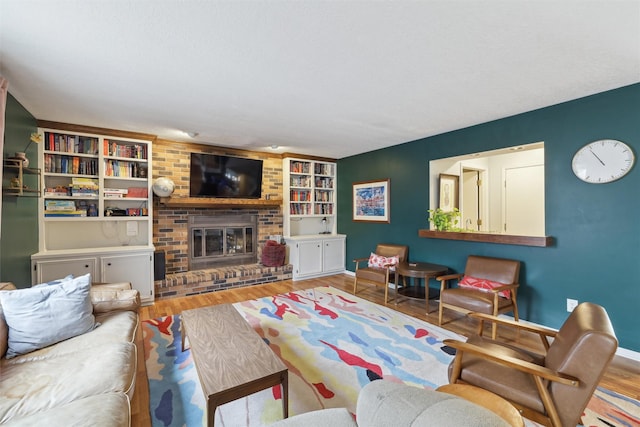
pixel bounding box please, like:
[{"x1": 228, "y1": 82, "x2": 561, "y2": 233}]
[
  {"x1": 103, "y1": 188, "x2": 128, "y2": 198},
  {"x1": 126, "y1": 187, "x2": 148, "y2": 198},
  {"x1": 45, "y1": 200, "x2": 76, "y2": 211},
  {"x1": 44, "y1": 210, "x2": 87, "y2": 217}
]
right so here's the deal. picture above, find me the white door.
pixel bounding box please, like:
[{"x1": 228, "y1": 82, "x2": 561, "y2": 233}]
[
  {"x1": 101, "y1": 252, "x2": 154, "y2": 301},
  {"x1": 462, "y1": 169, "x2": 480, "y2": 231},
  {"x1": 297, "y1": 240, "x2": 323, "y2": 277},
  {"x1": 322, "y1": 238, "x2": 345, "y2": 273},
  {"x1": 504, "y1": 165, "x2": 545, "y2": 236},
  {"x1": 33, "y1": 257, "x2": 97, "y2": 284}
]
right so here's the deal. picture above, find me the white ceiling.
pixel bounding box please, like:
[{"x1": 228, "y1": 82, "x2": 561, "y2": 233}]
[{"x1": 2, "y1": 1, "x2": 639, "y2": 159}]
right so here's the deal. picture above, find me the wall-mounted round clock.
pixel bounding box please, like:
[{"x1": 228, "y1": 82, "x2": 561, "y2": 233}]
[{"x1": 571, "y1": 139, "x2": 635, "y2": 184}]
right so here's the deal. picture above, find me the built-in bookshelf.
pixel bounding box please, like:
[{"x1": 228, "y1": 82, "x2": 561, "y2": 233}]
[
  {"x1": 283, "y1": 157, "x2": 337, "y2": 236},
  {"x1": 38, "y1": 128, "x2": 153, "y2": 246}
]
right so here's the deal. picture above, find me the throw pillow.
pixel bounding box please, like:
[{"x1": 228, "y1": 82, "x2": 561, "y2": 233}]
[
  {"x1": 0, "y1": 273, "x2": 96, "y2": 358},
  {"x1": 32, "y1": 274, "x2": 74, "y2": 288},
  {"x1": 367, "y1": 253, "x2": 400, "y2": 271},
  {"x1": 458, "y1": 276, "x2": 511, "y2": 298}
]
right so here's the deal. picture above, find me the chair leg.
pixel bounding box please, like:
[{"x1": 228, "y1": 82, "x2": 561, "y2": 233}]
[
  {"x1": 353, "y1": 276, "x2": 358, "y2": 294},
  {"x1": 438, "y1": 301, "x2": 444, "y2": 326}
]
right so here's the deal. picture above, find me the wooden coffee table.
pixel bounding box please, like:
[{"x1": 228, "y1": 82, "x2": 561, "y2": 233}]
[{"x1": 181, "y1": 304, "x2": 289, "y2": 427}]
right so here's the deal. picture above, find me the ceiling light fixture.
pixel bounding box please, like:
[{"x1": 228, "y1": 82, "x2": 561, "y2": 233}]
[
  {"x1": 270, "y1": 144, "x2": 279, "y2": 149},
  {"x1": 186, "y1": 131, "x2": 199, "y2": 138}
]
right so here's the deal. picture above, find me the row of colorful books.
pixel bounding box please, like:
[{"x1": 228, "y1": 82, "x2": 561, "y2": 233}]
[
  {"x1": 43, "y1": 154, "x2": 99, "y2": 175},
  {"x1": 44, "y1": 132, "x2": 99, "y2": 155},
  {"x1": 103, "y1": 140, "x2": 147, "y2": 159}
]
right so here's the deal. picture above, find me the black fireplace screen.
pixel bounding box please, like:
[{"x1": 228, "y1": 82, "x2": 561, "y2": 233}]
[{"x1": 188, "y1": 215, "x2": 257, "y2": 269}]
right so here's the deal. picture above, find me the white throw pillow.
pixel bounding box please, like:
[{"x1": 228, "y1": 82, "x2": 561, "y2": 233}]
[{"x1": 0, "y1": 273, "x2": 95, "y2": 358}]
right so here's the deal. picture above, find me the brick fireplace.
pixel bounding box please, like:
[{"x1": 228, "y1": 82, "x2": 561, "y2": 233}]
[{"x1": 152, "y1": 139, "x2": 290, "y2": 300}]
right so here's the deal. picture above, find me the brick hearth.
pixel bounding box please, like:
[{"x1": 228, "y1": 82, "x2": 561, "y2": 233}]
[{"x1": 154, "y1": 263, "x2": 293, "y2": 300}]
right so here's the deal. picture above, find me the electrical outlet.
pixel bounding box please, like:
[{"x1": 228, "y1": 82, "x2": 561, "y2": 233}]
[{"x1": 566, "y1": 298, "x2": 578, "y2": 312}]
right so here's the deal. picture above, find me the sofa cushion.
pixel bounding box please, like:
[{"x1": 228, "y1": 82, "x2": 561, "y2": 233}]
[
  {"x1": 91, "y1": 288, "x2": 140, "y2": 313},
  {"x1": 271, "y1": 408, "x2": 357, "y2": 427},
  {"x1": 0, "y1": 341, "x2": 136, "y2": 423},
  {"x1": 0, "y1": 274, "x2": 95, "y2": 358},
  {"x1": 4, "y1": 310, "x2": 138, "y2": 364},
  {"x1": 1, "y1": 392, "x2": 130, "y2": 427},
  {"x1": 356, "y1": 380, "x2": 511, "y2": 427}
]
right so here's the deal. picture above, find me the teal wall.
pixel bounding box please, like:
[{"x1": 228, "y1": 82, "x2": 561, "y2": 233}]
[
  {"x1": 1, "y1": 93, "x2": 38, "y2": 288},
  {"x1": 337, "y1": 83, "x2": 640, "y2": 352}
]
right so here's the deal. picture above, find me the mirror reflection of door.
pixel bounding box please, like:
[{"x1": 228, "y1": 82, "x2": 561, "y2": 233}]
[
  {"x1": 462, "y1": 169, "x2": 481, "y2": 231},
  {"x1": 504, "y1": 164, "x2": 544, "y2": 236}
]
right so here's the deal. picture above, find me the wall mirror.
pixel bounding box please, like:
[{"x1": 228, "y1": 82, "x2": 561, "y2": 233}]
[{"x1": 429, "y1": 142, "x2": 545, "y2": 236}]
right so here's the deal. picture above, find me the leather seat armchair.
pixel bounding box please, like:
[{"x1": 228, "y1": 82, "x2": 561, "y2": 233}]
[
  {"x1": 437, "y1": 255, "x2": 520, "y2": 339},
  {"x1": 353, "y1": 243, "x2": 408, "y2": 303},
  {"x1": 443, "y1": 302, "x2": 618, "y2": 427}
]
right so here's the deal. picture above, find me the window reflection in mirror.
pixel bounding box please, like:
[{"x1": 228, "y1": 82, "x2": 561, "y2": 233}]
[{"x1": 429, "y1": 142, "x2": 545, "y2": 236}]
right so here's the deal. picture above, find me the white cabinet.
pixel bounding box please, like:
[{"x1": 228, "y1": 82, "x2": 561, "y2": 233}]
[
  {"x1": 286, "y1": 235, "x2": 345, "y2": 280},
  {"x1": 31, "y1": 247, "x2": 155, "y2": 304},
  {"x1": 101, "y1": 253, "x2": 154, "y2": 302}
]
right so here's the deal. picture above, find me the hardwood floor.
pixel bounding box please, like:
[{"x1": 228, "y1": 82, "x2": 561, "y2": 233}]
[{"x1": 131, "y1": 274, "x2": 640, "y2": 427}]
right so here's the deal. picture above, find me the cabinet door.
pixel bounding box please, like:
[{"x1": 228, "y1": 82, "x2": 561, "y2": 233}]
[
  {"x1": 322, "y1": 238, "x2": 345, "y2": 273},
  {"x1": 33, "y1": 257, "x2": 98, "y2": 284},
  {"x1": 101, "y1": 253, "x2": 154, "y2": 302},
  {"x1": 296, "y1": 240, "x2": 323, "y2": 277}
]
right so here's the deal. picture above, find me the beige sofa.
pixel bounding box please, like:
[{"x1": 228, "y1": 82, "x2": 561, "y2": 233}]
[{"x1": 0, "y1": 281, "x2": 140, "y2": 426}]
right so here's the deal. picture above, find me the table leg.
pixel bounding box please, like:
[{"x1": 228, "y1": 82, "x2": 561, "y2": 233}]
[
  {"x1": 393, "y1": 271, "x2": 399, "y2": 304},
  {"x1": 181, "y1": 317, "x2": 187, "y2": 351},
  {"x1": 281, "y1": 370, "x2": 289, "y2": 418},
  {"x1": 207, "y1": 399, "x2": 218, "y2": 427}
]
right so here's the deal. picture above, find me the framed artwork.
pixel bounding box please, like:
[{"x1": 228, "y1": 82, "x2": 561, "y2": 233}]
[
  {"x1": 353, "y1": 179, "x2": 390, "y2": 223},
  {"x1": 439, "y1": 174, "x2": 459, "y2": 212}
]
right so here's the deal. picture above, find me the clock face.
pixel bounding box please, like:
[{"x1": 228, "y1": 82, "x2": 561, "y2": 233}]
[{"x1": 571, "y1": 139, "x2": 635, "y2": 184}]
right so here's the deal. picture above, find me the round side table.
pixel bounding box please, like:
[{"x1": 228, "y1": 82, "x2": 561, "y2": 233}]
[{"x1": 395, "y1": 261, "x2": 449, "y2": 312}]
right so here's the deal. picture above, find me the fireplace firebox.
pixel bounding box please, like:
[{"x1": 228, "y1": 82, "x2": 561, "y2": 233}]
[{"x1": 188, "y1": 214, "x2": 258, "y2": 270}]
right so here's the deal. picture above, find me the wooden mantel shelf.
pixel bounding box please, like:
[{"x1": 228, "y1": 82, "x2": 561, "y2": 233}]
[
  {"x1": 418, "y1": 229, "x2": 554, "y2": 247},
  {"x1": 159, "y1": 197, "x2": 283, "y2": 209}
]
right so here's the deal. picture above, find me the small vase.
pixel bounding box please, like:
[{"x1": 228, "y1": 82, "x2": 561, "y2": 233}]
[{"x1": 14, "y1": 152, "x2": 29, "y2": 168}]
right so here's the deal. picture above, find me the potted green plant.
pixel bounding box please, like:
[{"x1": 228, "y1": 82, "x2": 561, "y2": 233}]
[{"x1": 428, "y1": 208, "x2": 461, "y2": 231}]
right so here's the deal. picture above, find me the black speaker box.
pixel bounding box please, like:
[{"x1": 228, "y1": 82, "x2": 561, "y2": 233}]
[{"x1": 154, "y1": 250, "x2": 166, "y2": 281}]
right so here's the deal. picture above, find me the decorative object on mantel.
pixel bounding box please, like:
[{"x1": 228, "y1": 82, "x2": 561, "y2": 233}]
[
  {"x1": 428, "y1": 208, "x2": 461, "y2": 231},
  {"x1": 151, "y1": 177, "x2": 175, "y2": 197},
  {"x1": 11, "y1": 132, "x2": 42, "y2": 168}
]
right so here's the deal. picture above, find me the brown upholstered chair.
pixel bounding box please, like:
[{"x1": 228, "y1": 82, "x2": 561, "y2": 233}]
[
  {"x1": 353, "y1": 243, "x2": 408, "y2": 304},
  {"x1": 437, "y1": 255, "x2": 521, "y2": 339},
  {"x1": 443, "y1": 303, "x2": 618, "y2": 427}
]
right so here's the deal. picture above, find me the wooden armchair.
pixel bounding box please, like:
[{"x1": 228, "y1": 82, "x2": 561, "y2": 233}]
[
  {"x1": 443, "y1": 303, "x2": 618, "y2": 427},
  {"x1": 437, "y1": 255, "x2": 520, "y2": 339},
  {"x1": 353, "y1": 243, "x2": 408, "y2": 303}
]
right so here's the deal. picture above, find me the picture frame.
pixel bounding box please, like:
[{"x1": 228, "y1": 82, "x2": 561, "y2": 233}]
[
  {"x1": 438, "y1": 174, "x2": 459, "y2": 212},
  {"x1": 353, "y1": 179, "x2": 390, "y2": 223}
]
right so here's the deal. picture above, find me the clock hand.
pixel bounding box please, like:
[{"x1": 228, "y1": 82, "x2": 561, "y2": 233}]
[{"x1": 590, "y1": 149, "x2": 606, "y2": 166}]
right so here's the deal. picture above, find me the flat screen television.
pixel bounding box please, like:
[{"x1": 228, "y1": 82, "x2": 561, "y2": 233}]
[{"x1": 189, "y1": 153, "x2": 263, "y2": 198}]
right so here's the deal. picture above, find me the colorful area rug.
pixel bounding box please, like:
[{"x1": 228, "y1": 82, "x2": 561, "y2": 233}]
[{"x1": 142, "y1": 286, "x2": 640, "y2": 427}]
